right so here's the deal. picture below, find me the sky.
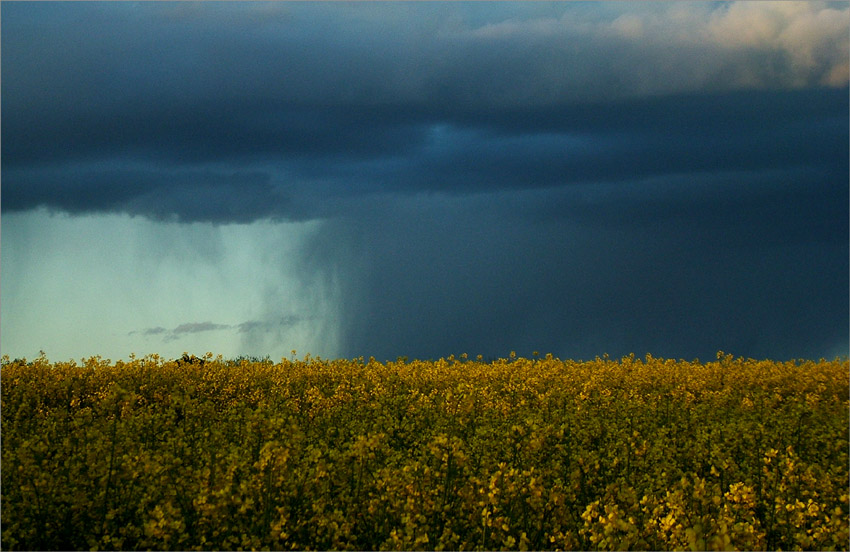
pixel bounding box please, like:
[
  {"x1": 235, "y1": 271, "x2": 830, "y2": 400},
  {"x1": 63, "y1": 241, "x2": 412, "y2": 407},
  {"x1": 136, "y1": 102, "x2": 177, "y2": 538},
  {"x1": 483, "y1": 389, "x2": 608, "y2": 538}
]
[{"x1": 2, "y1": 1, "x2": 848, "y2": 363}]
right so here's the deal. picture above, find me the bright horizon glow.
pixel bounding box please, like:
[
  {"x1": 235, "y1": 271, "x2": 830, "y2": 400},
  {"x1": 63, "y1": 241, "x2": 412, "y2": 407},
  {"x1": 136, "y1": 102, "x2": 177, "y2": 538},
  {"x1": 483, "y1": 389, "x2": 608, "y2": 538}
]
[{"x1": 1, "y1": 209, "x2": 341, "y2": 362}]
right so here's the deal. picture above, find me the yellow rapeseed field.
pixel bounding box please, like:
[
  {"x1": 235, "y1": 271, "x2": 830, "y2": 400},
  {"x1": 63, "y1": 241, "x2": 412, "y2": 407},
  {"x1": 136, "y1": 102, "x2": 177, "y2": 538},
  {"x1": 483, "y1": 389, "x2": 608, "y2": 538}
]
[{"x1": 1, "y1": 352, "x2": 847, "y2": 551}]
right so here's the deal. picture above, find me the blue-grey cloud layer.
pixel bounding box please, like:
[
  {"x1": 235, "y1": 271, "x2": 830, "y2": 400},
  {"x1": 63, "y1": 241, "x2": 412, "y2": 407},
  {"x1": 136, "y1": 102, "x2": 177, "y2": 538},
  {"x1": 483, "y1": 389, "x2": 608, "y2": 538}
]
[{"x1": 3, "y1": 2, "x2": 848, "y2": 360}]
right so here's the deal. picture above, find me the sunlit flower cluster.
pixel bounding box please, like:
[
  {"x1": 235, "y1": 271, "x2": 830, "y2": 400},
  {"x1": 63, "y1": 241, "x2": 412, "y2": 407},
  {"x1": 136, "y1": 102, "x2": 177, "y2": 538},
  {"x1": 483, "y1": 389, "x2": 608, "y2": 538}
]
[{"x1": 2, "y1": 352, "x2": 847, "y2": 550}]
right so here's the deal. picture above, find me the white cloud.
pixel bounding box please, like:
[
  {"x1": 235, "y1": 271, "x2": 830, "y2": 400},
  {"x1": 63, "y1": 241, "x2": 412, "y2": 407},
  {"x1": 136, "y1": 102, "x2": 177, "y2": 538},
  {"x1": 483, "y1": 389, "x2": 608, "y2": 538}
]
[
  {"x1": 706, "y1": 1, "x2": 850, "y2": 86},
  {"x1": 453, "y1": 1, "x2": 848, "y2": 101}
]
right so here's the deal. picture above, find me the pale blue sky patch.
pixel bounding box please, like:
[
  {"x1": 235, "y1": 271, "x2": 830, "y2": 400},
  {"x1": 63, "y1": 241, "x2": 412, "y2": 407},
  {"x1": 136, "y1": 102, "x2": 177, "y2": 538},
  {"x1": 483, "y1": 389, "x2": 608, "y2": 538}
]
[{"x1": 1, "y1": 210, "x2": 338, "y2": 361}]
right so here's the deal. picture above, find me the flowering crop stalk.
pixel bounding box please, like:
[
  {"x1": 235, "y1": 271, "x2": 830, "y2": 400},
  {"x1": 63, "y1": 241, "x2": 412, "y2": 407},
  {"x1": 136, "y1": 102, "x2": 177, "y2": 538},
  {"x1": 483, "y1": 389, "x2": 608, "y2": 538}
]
[
  {"x1": 1, "y1": 353, "x2": 847, "y2": 550},
  {"x1": 99, "y1": 400, "x2": 120, "y2": 541}
]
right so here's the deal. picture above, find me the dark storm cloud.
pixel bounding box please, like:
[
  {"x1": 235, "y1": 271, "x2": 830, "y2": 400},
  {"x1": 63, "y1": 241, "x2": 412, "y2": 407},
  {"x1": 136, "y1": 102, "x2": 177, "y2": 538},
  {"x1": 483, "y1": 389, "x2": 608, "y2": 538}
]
[
  {"x1": 3, "y1": 166, "x2": 282, "y2": 223},
  {"x1": 132, "y1": 316, "x2": 306, "y2": 344},
  {"x1": 173, "y1": 322, "x2": 230, "y2": 335},
  {"x1": 309, "y1": 189, "x2": 848, "y2": 362},
  {"x1": 3, "y1": 2, "x2": 848, "y2": 222},
  {"x1": 131, "y1": 321, "x2": 230, "y2": 343},
  {"x1": 392, "y1": 87, "x2": 849, "y2": 195},
  {"x1": 236, "y1": 315, "x2": 306, "y2": 334},
  {"x1": 3, "y1": 2, "x2": 848, "y2": 361},
  {"x1": 3, "y1": 87, "x2": 847, "y2": 222}
]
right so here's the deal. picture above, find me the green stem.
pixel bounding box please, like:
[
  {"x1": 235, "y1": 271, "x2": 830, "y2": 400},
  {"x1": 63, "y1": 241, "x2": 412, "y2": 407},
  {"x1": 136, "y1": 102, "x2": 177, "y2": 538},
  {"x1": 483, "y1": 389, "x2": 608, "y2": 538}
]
[{"x1": 99, "y1": 403, "x2": 120, "y2": 541}]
